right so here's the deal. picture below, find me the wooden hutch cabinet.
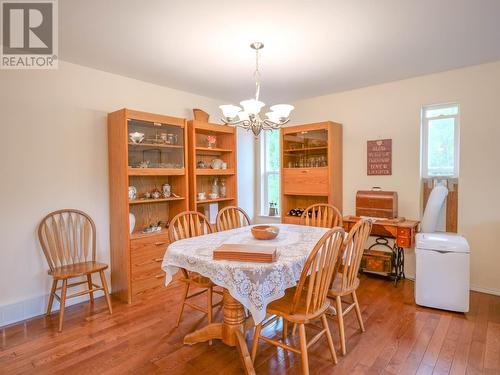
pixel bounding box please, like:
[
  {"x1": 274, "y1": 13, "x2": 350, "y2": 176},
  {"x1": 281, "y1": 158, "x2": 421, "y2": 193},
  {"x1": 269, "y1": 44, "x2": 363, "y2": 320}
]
[
  {"x1": 280, "y1": 121, "x2": 343, "y2": 224},
  {"x1": 187, "y1": 120, "x2": 238, "y2": 220},
  {"x1": 108, "y1": 108, "x2": 189, "y2": 303}
]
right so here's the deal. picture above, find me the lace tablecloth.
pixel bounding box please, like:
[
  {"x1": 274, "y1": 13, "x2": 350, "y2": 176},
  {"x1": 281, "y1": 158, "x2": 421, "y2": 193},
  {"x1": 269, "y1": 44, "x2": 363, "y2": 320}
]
[{"x1": 161, "y1": 224, "x2": 329, "y2": 324}]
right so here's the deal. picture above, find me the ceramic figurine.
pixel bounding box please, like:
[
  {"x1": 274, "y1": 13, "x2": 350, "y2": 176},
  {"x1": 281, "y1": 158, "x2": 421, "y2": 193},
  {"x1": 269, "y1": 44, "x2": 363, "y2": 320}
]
[
  {"x1": 128, "y1": 186, "x2": 137, "y2": 200},
  {"x1": 151, "y1": 189, "x2": 161, "y2": 199},
  {"x1": 162, "y1": 183, "x2": 171, "y2": 198},
  {"x1": 207, "y1": 135, "x2": 216, "y2": 148},
  {"x1": 129, "y1": 132, "x2": 144, "y2": 143},
  {"x1": 219, "y1": 178, "x2": 227, "y2": 198},
  {"x1": 129, "y1": 213, "x2": 135, "y2": 234}
]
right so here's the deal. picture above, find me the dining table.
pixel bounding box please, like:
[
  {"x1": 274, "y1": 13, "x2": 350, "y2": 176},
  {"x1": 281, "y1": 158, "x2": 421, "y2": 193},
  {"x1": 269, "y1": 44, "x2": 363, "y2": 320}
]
[{"x1": 161, "y1": 223, "x2": 330, "y2": 375}]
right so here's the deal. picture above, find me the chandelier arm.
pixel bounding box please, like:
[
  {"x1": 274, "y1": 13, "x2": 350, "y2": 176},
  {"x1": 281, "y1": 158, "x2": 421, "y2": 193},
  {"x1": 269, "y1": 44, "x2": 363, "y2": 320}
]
[
  {"x1": 220, "y1": 118, "x2": 250, "y2": 127},
  {"x1": 263, "y1": 118, "x2": 290, "y2": 129}
]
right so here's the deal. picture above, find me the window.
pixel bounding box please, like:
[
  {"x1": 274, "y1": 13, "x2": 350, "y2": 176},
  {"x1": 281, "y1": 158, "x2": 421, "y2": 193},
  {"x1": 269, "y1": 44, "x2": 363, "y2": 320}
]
[
  {"x1": 260, "y1": 130, "x2": 280, "y2": 215},
  {"x1": 421, "y1": 103, "x2": 460, "y2": 178}
]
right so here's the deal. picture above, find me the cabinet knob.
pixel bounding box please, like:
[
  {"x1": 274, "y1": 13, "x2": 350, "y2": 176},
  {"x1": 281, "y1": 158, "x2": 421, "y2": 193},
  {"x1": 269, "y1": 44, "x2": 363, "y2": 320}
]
[
  {"x1": 153, "y1": 257, "x2": 163, "y2": 262},
  {"x1": 155, "y1": 274, "x2": 164, "y2": 279},
  {"x1": 155, "y1": 241, "x2": 167, "y2": 246},
  {"x1": 301, "y1": 170, "x2": 308, "y2": 173}
]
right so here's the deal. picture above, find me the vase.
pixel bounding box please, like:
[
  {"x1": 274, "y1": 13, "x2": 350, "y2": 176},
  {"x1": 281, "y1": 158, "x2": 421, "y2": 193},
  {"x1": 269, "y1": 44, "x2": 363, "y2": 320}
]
[{"x1": 129, "y1": 213, "x2": 135, "y2": 234}]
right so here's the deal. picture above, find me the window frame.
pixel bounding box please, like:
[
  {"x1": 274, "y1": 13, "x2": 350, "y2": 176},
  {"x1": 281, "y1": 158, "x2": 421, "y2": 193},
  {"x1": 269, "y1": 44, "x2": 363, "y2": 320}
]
[
  {"x1": 259, "y1": 130, "x2": 280, "y2": 216},
  {"x1": 421, "y1": 103, "x2": 460, "y2": 178}
]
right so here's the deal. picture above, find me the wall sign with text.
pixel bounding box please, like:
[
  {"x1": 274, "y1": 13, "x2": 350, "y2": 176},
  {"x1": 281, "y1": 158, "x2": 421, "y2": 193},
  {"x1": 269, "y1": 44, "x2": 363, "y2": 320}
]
[{"x1": 367, "y1": 139, "x2": 392, "y2": 175}]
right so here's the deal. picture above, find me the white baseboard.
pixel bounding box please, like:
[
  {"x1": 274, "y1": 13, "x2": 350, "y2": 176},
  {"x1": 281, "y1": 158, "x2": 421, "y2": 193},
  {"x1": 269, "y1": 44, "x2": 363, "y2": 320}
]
[
  {"x1": 0, "y1": 290, "x2": 104, "y2": 328},
  {"x1": 470, "y1": 285, "x2": 500, "y2": 296},
  {"x1": 400, "y1": 274, "x2": 500, "y2": 296}
]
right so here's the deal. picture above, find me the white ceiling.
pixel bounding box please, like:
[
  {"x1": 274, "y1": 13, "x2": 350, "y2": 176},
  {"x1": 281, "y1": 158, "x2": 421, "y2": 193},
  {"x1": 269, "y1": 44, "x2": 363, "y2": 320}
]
[{"x1": 60, "y1": 0, "x2": 500, "y2": 103}]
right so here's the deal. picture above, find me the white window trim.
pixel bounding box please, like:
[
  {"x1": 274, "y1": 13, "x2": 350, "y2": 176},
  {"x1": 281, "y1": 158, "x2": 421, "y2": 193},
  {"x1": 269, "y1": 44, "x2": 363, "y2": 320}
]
[
  {"x1": 258, "y1": 131, "x2": 280, "y2": 216},
  {"x1": 421, "y1": 103, "x2": 460, "y2": 178}
]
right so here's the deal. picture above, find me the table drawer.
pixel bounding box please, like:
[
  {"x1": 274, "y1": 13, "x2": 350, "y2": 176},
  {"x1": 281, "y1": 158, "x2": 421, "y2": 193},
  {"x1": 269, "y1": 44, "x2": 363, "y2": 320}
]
[
  {"x1": 398, "y1": 228, "x2": 412, "y2": 238},
  {"x1": 282, "y1": 168, "x2": 328, "y2": 195},
  {"x1": 397, "y1": 237, "x2": 411, "y2": 248}
]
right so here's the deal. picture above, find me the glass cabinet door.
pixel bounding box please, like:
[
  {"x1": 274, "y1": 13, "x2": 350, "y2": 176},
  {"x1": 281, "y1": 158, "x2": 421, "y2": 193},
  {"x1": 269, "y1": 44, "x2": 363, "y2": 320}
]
[
  {"x1": 283, "y1": 129, "x2": 328, "y2": 168},
  {"x1": 127, "y1": 118, "x2": 184, "y2": 169}
]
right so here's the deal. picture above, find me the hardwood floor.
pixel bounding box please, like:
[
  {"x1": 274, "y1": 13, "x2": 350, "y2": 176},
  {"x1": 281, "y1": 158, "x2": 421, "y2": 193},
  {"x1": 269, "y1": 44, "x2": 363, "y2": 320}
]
[{"x1": 1, "y1": 276, "x2": 499, "y2": 374}]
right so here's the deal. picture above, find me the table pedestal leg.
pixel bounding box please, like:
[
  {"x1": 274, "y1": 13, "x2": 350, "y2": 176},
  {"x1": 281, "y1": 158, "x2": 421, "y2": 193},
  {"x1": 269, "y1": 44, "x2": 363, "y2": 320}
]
[{"x1": 183, "y1": 289, "x2": 255, "y2": 375}]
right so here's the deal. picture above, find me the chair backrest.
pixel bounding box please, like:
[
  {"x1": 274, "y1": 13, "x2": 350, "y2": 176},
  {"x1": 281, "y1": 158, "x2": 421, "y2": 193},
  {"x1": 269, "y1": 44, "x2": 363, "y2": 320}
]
[
  {"x1": 291, "y1": 227, "x2": 345, "y2": 316},
  {"x1": 336, "y1": 219, "x2": 372, "y2": 292},
  {"x1": 38, "y1": 209, "x2": 96, "y2": 272},
  {"x1": 168, "y1": 211, "x2": 213, "y2": 242},
  {"x1": 300, "y1": 204, "x2": 343, "y2": 228},
  {"x1": 215, "y1": 206, "x2": 251, "y2": 232}
]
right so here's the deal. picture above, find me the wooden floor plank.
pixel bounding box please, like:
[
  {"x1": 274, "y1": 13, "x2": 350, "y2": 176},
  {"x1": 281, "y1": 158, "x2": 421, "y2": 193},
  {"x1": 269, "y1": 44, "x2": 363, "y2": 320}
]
[{"x1": 1, "y1": 276, "x2": 499, "y2": 375}]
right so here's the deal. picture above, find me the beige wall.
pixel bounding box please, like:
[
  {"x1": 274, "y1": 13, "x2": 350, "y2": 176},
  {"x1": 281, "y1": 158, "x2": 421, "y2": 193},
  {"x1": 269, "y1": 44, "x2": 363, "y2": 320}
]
[
  {"x1": 290, "y1": 61, "x2": 500, "y2": 294},
  {"x1": 0, "y1": 61, "x2": 254, "y2": 325}
]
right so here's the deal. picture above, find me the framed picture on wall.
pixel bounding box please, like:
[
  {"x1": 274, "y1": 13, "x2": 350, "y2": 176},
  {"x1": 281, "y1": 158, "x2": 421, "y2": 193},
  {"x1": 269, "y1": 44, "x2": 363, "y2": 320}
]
[{"x1": 367, "y1": 139, "x2": 392, "y2": 175}]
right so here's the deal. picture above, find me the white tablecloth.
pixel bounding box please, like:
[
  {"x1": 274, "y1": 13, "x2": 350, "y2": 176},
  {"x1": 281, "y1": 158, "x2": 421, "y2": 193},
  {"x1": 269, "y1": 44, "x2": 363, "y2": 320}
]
[{"x1": 161, "y1": 224, "x2": 329, "y2": 324}]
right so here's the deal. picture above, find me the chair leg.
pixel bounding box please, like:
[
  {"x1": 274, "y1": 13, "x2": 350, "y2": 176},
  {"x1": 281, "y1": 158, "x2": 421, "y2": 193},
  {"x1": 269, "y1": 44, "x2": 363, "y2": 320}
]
[
  {"x1": 336, "y1": 296, "x2": 346, "y2": 356},
  {"x1": 207, "y1": 286, "x2": 213, "y2": 346},
  {"x1": 298, "y1": 323, "x2": 310, "y2": 375},
  {"x1": 251, "y1": 323, "x2": 263, "y2": 362},
  {"x1": 282, "y1": 318, "x2": 288, "y2": 341},
  {"x1": 207, "y1": 286, "x2": 213, "y2": 324},
  {"x1": 352, "y1": 291, "x2": 365, "y2": 332},
  {"x1": 58, "y1": 279, "x2": 68, "y2": 332},
  {"x1": 292, "y1": 322, "x2": 298, "y2": 336},
  {"x1": 176, "y1": 282, "x2": 190, "y2": 327},
  {"x1": 46, "y1": 279, "x2": 58, "y2": 316},
  {"x1": 87, "y1": 274, "x2": 94, "y2": 304},
  {"x1": 99, "y1": 270, "x2": 113, "y2": 314},
  {"x1": 321, "y1": 314, "x2": 338, "y2": 364}
]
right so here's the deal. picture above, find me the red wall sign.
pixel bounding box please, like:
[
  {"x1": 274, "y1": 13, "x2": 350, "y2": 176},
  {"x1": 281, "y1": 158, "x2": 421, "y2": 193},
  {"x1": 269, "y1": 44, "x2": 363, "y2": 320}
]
[{"x1": 367, "y1": 139, "x2": 392, "y2": 175}]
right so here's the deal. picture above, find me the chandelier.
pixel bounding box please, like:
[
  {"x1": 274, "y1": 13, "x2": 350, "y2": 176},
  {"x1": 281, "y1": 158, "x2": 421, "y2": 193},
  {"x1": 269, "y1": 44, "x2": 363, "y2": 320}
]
[{"x1": 219, "y1": 42, "x2": 294, "y2": 137}]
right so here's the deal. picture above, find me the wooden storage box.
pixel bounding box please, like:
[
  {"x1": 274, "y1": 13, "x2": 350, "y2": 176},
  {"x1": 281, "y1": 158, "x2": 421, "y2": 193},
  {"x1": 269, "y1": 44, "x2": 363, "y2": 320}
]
[
  {"x1": 360, "y1": 250, "x2": 393, "y2": 274},
  {"x1": 356, "y1": 190, "x2": 398, "y2": 219}
]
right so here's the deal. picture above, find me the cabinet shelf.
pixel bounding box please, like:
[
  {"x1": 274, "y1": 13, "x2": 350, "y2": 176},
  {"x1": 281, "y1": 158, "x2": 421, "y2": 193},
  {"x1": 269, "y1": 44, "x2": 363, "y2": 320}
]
[
  {"x1": 130, "y1": 227, "x2": 169, "y2": 240},
  {"x1": 196, "y1": 147, "x2": 233, "y2": 155},
  {"x1": 128, "y1": 167, "x2": 185, "y2": 176},
  {"x1": 129, "y1": 197, "x2": 185, "y2": 205},
  {"x1": 196, "y1": 197, "x2": 235, "y2": 204},
  {"x1": 128, "y1": 142, "x2": 183, "y2": 150},
  {"x1": 283, "y1": 146, "x2": 328, "y2": 153},
  {"x1": 195, "y1": 168, "x2": 235, "y2": 176}
]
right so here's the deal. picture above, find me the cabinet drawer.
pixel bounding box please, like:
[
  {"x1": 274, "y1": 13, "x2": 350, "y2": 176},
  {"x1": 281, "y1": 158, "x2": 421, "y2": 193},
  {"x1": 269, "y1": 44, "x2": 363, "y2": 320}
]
[
  {"x1": 283, "y1": 168, "x2": 328, "y2": 195},
  {"x1": 132, "y1": 271, "x2": 165, "y2": 297},
  {"x1": 131, "y1": 246, "x2": 164, "y2": 273},
  {"x1": 130, "y1": 231, "x2": 170, "y2": 251}
]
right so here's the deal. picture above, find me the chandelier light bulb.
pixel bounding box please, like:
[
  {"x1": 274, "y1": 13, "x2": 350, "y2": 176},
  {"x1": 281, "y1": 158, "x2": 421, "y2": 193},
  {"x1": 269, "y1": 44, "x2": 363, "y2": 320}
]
[{"x1": 219, "y1": 104, "x2": 241, "y2": 120}]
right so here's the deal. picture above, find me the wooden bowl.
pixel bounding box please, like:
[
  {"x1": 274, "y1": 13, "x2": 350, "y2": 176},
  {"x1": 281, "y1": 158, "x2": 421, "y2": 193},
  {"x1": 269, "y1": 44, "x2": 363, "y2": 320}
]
[
  {"x1": 193, "y1": 108, "x2": 209, "y2": 122},
  {"x1": 251, "y1": 225, "x2": 279, "y2": 240}
]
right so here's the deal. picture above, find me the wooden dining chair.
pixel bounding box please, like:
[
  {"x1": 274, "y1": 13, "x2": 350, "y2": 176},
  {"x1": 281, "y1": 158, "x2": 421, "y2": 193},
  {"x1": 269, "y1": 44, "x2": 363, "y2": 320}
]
[
  {"x1": 215, "y1": 206, "x2": 251, "y2": 232},
  {"x1": 327, "y1": 218, "x2": 372, "y2": 355},
  {"x1": 251, "y1": 227, "x2": 345, "y2": 375},
  {"x1": 37, "y1": 209, "x2": 113, "y2": 332},
  {"x1": 168, "y1": 211, "x2": 222, "y2": 330},
  {"x1": 300, "y1": 203, "x2": 343, "y2": 228}
]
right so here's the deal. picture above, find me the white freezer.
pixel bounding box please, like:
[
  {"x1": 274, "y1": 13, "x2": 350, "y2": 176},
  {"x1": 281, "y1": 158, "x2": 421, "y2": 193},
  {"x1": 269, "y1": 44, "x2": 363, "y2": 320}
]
[{"x1": 415, "y1": 232, "x2": 470, "y2": 313}]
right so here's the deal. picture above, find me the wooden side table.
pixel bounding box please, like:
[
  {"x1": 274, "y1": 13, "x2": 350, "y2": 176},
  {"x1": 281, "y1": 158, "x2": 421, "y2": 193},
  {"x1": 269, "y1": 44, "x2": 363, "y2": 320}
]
[{"x1": 343, "y1": 216, "x2": 419, "y2": 286}]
